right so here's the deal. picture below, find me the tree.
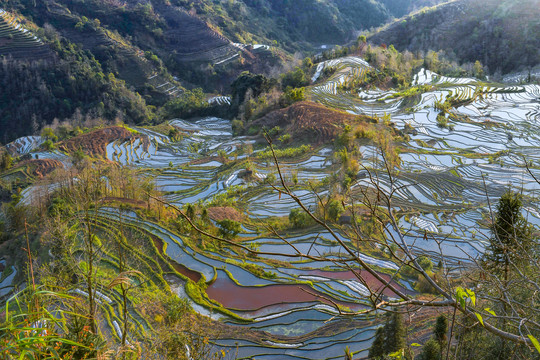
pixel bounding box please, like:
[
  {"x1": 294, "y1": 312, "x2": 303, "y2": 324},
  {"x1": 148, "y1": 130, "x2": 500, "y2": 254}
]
[
  {"x1": 434, "y1": 315, "x2": 448, "y2": 355},
  {"x1": 289, "y1": 208, "x2": 311, "y2": 228},
  {"x1": 484, "y1": 190, "x2": 532, "y2": 284},
  {"x1": 473, "y1": 60, "x2": 484, "y2": 79},
  {"x1": 368, "y1": 312, "x2": 406, "y2": 359},
  {"x1": 230, "y1": 71, "x2": 271, "y2": 115},
  {"x1": 419, "y1": 339, "x2": 441, "y2": 360},
  {"x1": 162, "y1": 88, "x2": 208, "y2": 119},
  {"x1": 283, "y1": 87, "x2": 305, "y2": 105},
  {"x1": 385, "y1": 312, "x2": 406, "y2": 354},
  {"x1": 0, "y1": 151, "x2": 13, "y2": 171},
  {"x1": 369, "y1": 327, "x2": 386, "y2": 359},
  {"x1": 217, "y1": 219, "x2": 242, "y2": 240},
  {"x1": 281, "y1": 67, "x2": 309, "y2": 89}
]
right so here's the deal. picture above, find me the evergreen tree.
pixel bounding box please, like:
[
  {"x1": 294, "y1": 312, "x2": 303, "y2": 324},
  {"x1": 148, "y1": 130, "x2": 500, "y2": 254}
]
[
  {"x1": 369, "y1": 327, "x2": 386, "y2": 359},
  {"x1": 419, "y1": 339, "x2": 440, "y2": 360},
  {"x1": 484, "y1": 190, "x2": 533, "y2": 284},
  {"x1": 369, "y1": 312, "x2": 407, "y2": 359},
  {"x1": 434, "y1": 315, "x2": 447, "y2": 358},
  {"x1": 0, "y1": 151, "x2": 13, "y2": 171},
  {"x1": 385, "y1": 312, "x2": 406, "y2": 354},
  {"x1": 434, "y1": 315, "x2": 448, "y2": 344}
]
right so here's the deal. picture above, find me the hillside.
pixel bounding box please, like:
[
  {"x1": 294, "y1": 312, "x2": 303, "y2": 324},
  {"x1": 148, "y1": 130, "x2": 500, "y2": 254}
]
[
  {"x1": 368, "y1": 0, "x2": 540, "y2": 74},
  {"x1": 0, "y1": 9, "x2": 53, "y2": 60},
  {"x1": 252, "y1": 101, "x2": 375, "y2": 144}
]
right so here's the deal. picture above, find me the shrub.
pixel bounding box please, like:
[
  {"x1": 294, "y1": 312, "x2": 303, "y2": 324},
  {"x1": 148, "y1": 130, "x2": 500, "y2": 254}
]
[
  {"x1": 289, "y1": 208, "x2": 312, "y2": 228},
  {"x1": 327, "y1": 198, "x2": 344, "y2": 222},
  {"x1": 217, "y1": 219, "x2": 242, "y2": 239}
]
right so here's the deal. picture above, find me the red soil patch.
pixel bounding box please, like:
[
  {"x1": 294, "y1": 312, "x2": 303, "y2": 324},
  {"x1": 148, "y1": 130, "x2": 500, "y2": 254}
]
[
  {"x1": 253, "y1": 101, "x2": 374, "y2": 145},
  {"x1": 206, "y1": 274, "x2": 364, "y2": 311},
  {"x1": 59, "y1": 126, "x2": 139, "y2": 158},
  {"x1": 207, "y1": 206, "x2": 245, "y2": 222},
  {"x1": 27, "y1": 159, "x2": 63, "y2": 178}
]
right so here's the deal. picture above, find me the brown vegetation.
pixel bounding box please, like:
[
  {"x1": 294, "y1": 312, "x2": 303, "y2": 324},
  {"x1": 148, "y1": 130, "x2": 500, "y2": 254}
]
[
  {"x1": 253, "y1": 101, "x2": 374, "y2": 144},
  {"x1": 27, "y1": 159, "x2": 63, "y2": 178},
  {"x1": 207, "y1": 206, "x2": 245, "y2": 222},
  {"x1": 59, "y1": 126, "x2": 138, "y2": 158}
]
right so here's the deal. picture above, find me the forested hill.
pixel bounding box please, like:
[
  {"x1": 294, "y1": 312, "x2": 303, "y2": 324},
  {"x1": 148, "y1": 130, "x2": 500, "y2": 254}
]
[
  {"x1": 1, "y1": 0, "x2": 537, "y2": 142},
  {"x1": 0, "y1": 0, "x2": 447, "y2": 143},
  {"x1": 368, "y1": 0, "x2": 540, "y2": 74}
]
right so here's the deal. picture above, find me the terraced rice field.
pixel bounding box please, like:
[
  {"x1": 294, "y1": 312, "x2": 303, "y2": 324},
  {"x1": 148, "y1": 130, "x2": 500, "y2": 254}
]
[
  {"x1": 208, "y1": 96, "x2": 232, "y2": 106},
  {"x1": 6, "y1": 54, "x2": 539, "y2": 358},
  {"x1": 309, "y1": 59, "x2": 540, "y2": 261},
  {"x1": 6, "y1": 136, "x2": 44, "y2": 156},
  {"x1": 100, "y1": 56, "x2": 540, "y2": 357},
  {"x1": 0, "y1": 9, "x2": 51, "y2": 59}
]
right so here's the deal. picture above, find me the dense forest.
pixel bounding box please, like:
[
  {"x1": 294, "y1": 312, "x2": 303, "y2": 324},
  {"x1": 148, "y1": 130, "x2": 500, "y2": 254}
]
[{"x1": 369, "y1": 0, "x2": 540, "y2": 74}]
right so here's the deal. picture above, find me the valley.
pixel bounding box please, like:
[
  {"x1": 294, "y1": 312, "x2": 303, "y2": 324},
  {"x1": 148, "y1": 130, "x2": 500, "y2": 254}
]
[{"x1": 0, "y1": 1, "x2": 539, "y2": 359}]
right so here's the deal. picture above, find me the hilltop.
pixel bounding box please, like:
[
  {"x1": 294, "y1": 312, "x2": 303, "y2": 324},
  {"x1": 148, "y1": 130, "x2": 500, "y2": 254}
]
[{"x1": 368, "y1": 0, "x2": 540, "y2": 74}]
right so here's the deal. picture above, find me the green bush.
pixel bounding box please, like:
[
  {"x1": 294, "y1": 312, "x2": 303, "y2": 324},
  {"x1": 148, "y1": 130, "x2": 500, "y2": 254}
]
[
  {"x1": 217, "y1": 219, "x2": 242, "y2": 239},
  {"x1": 289, "y1": 208, "x2": 312, "y2": 228},
  {"x1": 257, "y1": 145, "x2": 311, "y2": 160},
  {"x1": 162, "y1": 88, "x2": 208, "y2": 119}
]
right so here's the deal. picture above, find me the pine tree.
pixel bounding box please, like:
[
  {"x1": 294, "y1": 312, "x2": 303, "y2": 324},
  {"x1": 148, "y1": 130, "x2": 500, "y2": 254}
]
[
  {"x1": 434, "y1": 315, "x2": 447, "y2": 358},
  {"x1": 419, "y1": 339, "x2": 441, "y2": 360},
  {"x1": 434, "y1": 315, "x2": 447, "y2": 344},
  {"x1": 484, "y1": 190, "x2": 532, "y2": 284},
  {"x1": 369, "y1": 327, "x2": 385, "y2": 359},
  {"x1": 385, "y1": 312, "x2": 406, "y2": 353},
  {"x1": 369, "y1": 312, "x2": 407, "y2": 359}
]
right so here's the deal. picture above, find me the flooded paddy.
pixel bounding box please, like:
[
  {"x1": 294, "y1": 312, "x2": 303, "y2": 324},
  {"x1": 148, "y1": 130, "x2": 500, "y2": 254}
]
[{"x1": 95, "y1": 58, "x2": 540, "y2": 357}]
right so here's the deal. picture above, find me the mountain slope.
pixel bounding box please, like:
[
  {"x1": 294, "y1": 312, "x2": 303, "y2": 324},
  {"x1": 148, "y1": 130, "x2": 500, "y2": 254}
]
[{"x1": 368, "y1": 0, "x2": 540, "y2": 74}]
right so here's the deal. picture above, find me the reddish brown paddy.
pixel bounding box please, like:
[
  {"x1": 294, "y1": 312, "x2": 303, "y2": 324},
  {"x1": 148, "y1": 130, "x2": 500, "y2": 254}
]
[{"x1": 206, "y1": 268, "x2": 408, "y2": 311}]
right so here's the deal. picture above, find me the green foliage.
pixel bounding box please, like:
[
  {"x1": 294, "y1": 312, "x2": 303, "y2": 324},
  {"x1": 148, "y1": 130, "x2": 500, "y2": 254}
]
[
  {"x1": 383, "y1": 85, "x2": 431, "y2": 100},
  {"x1": 230, "y1": 71, "x2": 272, "y2": 115},
  {"x1": 281, "y1": 67, "x2": 309, "y2": 90},
  {"x1": 42, "y1": 139, "x2": 56, "y2": 151},
  {"x1": 0, "y1": 289, "x2": 100, "y2": 359},
  {"x1": 0, "y1": 151, "x2": 13, "y2": 171},
  {"x1": 41, "y1": 128, "x2": 58, "y2": 142},
  {"x1": 327, "y1": 198, "x2": 344, "y2": 222},
  {"x1": 289, "y1": 208, "x2": 313, "y2": 228},
  {"x1": 164, "y1": 295, "x2": 191, "y2": 325},
  {"x1": 216, "y1": 219, "x2": 242, "y2": 239},
  {"x1": 162, "y1": 88, "x2": 209, "y2": 119},
  {"x1": 47, "y1": 196, "x2": 71, "y2": 217},
  {"x1": 369, "y1": 312, "x2": 406, "y2": 359},
  {"x1": 385, "y1": 312, "x2": 406, "y2": 354},
  {"x1": 484, "y1": 190, "x2": 533, "y2": 275},
  {"x1": 283, "y1": 87, "x2": 306, "y2": 105},
  {"x1": 418, "y1": 338, "x2": 441, "y2": 360},
  {"x1": 71, "y1": 148, "x2": 86, "y2": 168},
  {"x1": 279, "y1": 134, "x2": 291, "y2": 143},
  {"x1": 0, "y1": 38, "x2": 152, "y2": 142},
  {"x1": 434, "y1": 315, "x2": 448, "y2": 345},
  {"x1": 369, "y1": 327, "x2": 386, "y2": 359},
  {"x1": 436, "y1": 113, "x2": 449, "y2": 129},
  {"x1": 268, "y1": 126, "x2": 281, "y2": 138},
  {"x1": 241, "y1": 262, "x2": 277, "y2": 279},
  {"x1": 417, "y1": 256, "x2": 433, "y2": 272},
  {"x1": 168, "y1": 127, "x2": 180, "y2": 141},
  {"x1": 257, "y1": 145, "x2": 311, "y2": 160}
]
